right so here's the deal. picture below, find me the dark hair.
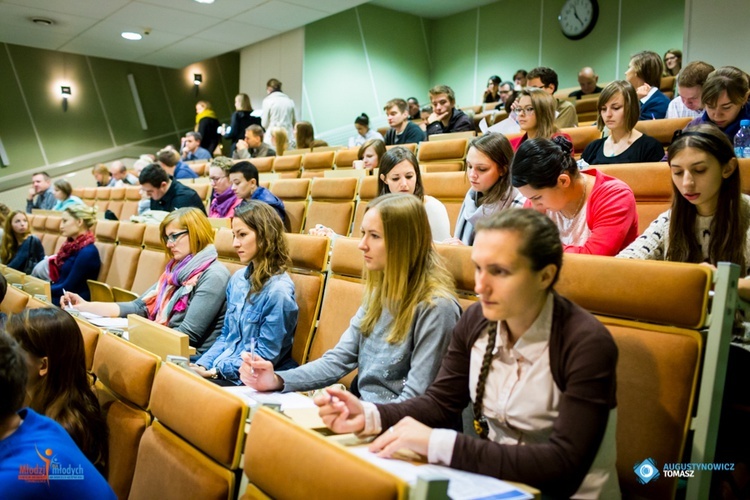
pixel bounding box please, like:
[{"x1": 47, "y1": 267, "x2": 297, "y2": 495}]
[
  {"x1": 663, "y1": 49, "x2": 683, "y2": 76},
  {"x1": 701, "y1": 66, "x2": 750, "y2": 108},
  {"x1": 354, "y1": 113, "x2": 370, "y2": 127},
  {"x1": 407, "y1": 97, "x2": 419, "y2": 105},
  {"x1": 488, "y1": 75, "x2": 501, "y2": 85},
  {"x1": 139, "y1": 163, "x2": 170, "y2": 187},
  {"x1": 596, "y1": 81, "x2": 640, "y2": 131},
  {"x1": 295, "y1": 121, "x2": 315, "y2": 149},
  {"x1": 0, "y1": 273, "x2": 6, "y2": 304},
  {"x1": 513, "y1": 69, "x2": 528, "y2": 80},
  {"x1": 511, "y1": 136, "x2": 577, "y2": 189},
  {"x1": 53, "y1": 179, "x2": 73, "y2": 198},
  {"x1": 471, "y1": 209, "x2": 563, "y2": 438},
  {"x1": 0, "y1": 331, "x2": 27, "y2": 419},
  {"x1": 667, "y1": 124, "x2": 748, "y2": 271},
  {"x1": 377, "y1": 147, "x2": 424, "y2": 200},
  {"x1": 468, "y1": 133, "x2": 514, "y2": 206},
  {"x1": 156, "y1": 148, "x2": 180, "y2": 167},
  {"x1": 186, "y1": 131, "x2": 202, "y2": 142},
  {"x1": 7, "y1": 308, "x2": 108, "y2": 471},
  {"x1": 32, "y1": 171, "x2": 51, "y2": 181},
  {"x1": 246, "y1": 124, "x2": 264, "y2": 138},
  {"x1": 527, "y1": 67, "x2": 559, "y2": 92},
  {"x1": 228, "y1": 160, "x2": 259, "y2": 184},
  {"x1": 630, "y1": 51, "x2": 664, "y2": 88}
]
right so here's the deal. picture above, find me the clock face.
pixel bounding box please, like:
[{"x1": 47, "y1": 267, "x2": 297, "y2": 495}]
[{"x1": 558, "y1": 0, "x2": 599, "y2": 40}]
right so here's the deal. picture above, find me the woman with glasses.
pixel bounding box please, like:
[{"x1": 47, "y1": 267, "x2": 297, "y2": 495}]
[
  {"x1": 509, "y1": 88, "x2": 572, "y2": 151},
  {"x1": 62, "y1": 207, "x2": 230, "y2": 357},
  {"x1": 663, "y1": 49, "x2": 682, "y2": 77},
  {"x1": 581, "y1": 81, "x2": 665, "y2": 165},
  {"x1": 512, "y1": 136, "x2": 638, "y2": 256},
  {"x1": 208, "y1": 157, "x2": 242, "y2": 218}
]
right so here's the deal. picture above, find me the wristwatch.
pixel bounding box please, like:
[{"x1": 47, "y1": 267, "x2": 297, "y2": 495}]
[{"x1": 210, "y1": 369, "x2": 220, "y2": 380}]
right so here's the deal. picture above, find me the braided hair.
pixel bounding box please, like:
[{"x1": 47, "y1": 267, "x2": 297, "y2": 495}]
[{"x1": 472, "y1": 321, "x2": 498, "y2": 438}]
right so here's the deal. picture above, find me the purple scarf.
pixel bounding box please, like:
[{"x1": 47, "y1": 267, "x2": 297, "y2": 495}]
[{"x1": 210, "y1": 188, "x2": 240, "y2": 218}]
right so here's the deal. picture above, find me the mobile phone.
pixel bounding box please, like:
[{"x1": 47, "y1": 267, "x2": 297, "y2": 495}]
[{"x1": 166, "y1": 355, "x2": 190, "y2": 369}]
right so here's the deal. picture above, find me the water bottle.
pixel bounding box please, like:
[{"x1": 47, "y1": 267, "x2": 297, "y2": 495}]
[{"x1": 735, "y1": 119, "x2": 750, "y2": 158}]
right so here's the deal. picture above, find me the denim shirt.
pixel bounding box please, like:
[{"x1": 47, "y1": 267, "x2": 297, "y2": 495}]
[{"x1": 196, "y1": 269, "x2": 298, "y2": 384}]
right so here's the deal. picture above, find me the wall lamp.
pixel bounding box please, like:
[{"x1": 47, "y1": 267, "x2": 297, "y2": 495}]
[
  {"x1": 193, "y1": 73, "x2": 202, "y2": 96},
  {"x1": 60, "y1": 85, "x2": 71, "y2": 112}
]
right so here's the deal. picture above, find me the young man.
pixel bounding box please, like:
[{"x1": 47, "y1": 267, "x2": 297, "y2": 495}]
[
  {"x1": 425, "y1": 85, "x2": 474, "y2": 137},
  {"x1": 383, "y1": 98, "x2": 426, "y2": 145},
  {"x1": 667, "y1": 61, "x2": 715, "y2": 119},
  {"x1": 527, "y1": 67, "x2": 578, "y2": 128},
  {"x1": 139, "y1": 164, "x2": 206, "y2": 214},
  {"x1": 157, "y1": 148, "x2": 198, "y2": 180},
  {"x1": 25, "y1": 172, "x2": 56, "y2": 213},
  {"x1": 233, "y1": 125, "x2": 276, "y2": 159},
  {"x1": 0, "y1": 332, "x2": 115, "y2": 499},
  {"x1": 569, "y1": 67, "x2": 603, "y2": 99},
  {"x1": 228, "y1": 161, "x2": 289, "y2": 231},
  {"x1": 261, "y1": 78, "x2": 296, "y2": 146},
  {"x1": 181, "y1": 131, "x2": 212, "y2": 161}
]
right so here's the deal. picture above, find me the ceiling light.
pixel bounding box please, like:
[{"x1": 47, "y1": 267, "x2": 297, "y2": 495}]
[
  {"x1": 121, "y1": 32, "x2": 143, "y2": 41},
  {"x1": 31, "y1": 18, "x2": 55, "y2": 26},
  {"x1": 194, "y1": 0, "x2": 215, "y2": 4}
]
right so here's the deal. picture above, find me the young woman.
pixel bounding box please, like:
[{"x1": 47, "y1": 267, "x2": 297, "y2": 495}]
[
  {"x1": 7, "y1": 308, "x2": 108, "y2": 474},
  {"x1": 509, "y1": 88, "x2": 572, "y2": 151},
  {"x1": 295, "y1": 121, "x2": 315, "y2": 149},
  {"x1": 62, "y1": 208, "x2": 229, "y2": 357},
  {"x1": 348, "y1": 113, "x2": 384, "y2": 148},
  {"x1": 193, "y1": 201, "x2": 298, "y2": 384},
  {"x1": 224, "y1": 93, "x2": 261, "y2": 155},
  {"x1": 315, "y1": 209, "x2": 620, "y2": 498},
  {"x1": 618, "y1": 124, "x2": 750, "y2": 270},
  {"x1": 448, "y1": 133, "x2": 525, "y2": 246},
  {"x1": 686, "y1": 66, "x2": 750, "y2": 142},
  {"x1": 581, "y1": 81, "x2": 665, "y2": 165},
  {"x1": 664, "y1": 49, "x2": 682, "y2": 77},
  {"x1": 208, "y1": 157, "x2": 242, "y2": 218},
  {"x1": 359, "y1": 138, "x2": 386, "y2": 172},
  {"x1": 0, "y1": 211, "x2": 44, "y2": 274},
  {"x1": 241, "y1": 194, "x2": 461, "y2": 403},
  {"x1": 483, "y1": 75, "x2": 502, "y2": 103},
  {"x1": 194, "y1": 100, "x2": 221, "y2": 154},
  {"x1": 37, "y1": 204, "x2": 100, "y2": 306},
  {"x1": 512, "y1": 136, "x2": 638, "y2": 256},
  {"x1": 269, "y1": 126, "x2": 289, "y2": 156},
  {"x1": 52, "y1": 179, "x2": 84, "y2": 211}
]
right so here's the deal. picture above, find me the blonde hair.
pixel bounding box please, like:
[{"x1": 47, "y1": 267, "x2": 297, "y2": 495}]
[
  {"x1": 360, "y1": 194, "x2": 455, "y2": 344},
  {"x1": 232, "y1": 201, "x2": 290, "y2": 297},
  {"x1": 519, "y1": 88, "x2": 558, "y2": 139},
  {"x1": 270, "y1": 127, "x2": 288, "y2": 156},
  {"x1": 159, "y1": 207, "x2": 214, "y2": 256},
  {"x1": 0, "y1": 211, "x2": 29, "y2": 264},
  {"x1": 65, "y1": 205, "x2": 97, "y2": 230}
]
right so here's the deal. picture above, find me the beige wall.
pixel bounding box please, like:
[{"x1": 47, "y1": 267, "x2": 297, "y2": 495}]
[
  {"x1": 239, "y1": 28, "x2": 305, "y2": 119},
  {"x1": 684, "y1": 0, "x2": 748, "y2": 68}
]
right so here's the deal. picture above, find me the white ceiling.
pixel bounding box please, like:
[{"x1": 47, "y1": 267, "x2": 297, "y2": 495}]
[{"x1": 0, "y1": 0, "x2": 498, "y2": 68}]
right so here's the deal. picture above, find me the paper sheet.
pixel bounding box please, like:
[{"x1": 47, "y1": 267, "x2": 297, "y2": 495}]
[
  {"x1": 87, "y1": 317, "x2": 129, "y2": 329},
  {"x1": 221, "y1": 386, "x2": 318, "y2": 411}
]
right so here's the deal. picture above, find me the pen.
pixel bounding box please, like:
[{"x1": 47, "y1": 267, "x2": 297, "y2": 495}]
[
  {"x1": 62, "y1": 288, "x2": 68, "y2": 307},
  {"x1": 250, "y1": 337, "x2": 257, "y2": 374}
]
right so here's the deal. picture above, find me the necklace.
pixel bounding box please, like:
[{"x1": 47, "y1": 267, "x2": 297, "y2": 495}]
[
  {"x1": 605, "y1": 130, "x2": 634, "y2": 157},
  {"x1": 562, "y1": 177, "x2": 587, "y2": 219}
]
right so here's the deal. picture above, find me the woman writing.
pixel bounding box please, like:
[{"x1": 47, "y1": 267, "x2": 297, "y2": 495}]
[
  {"x1": 509, "y1": 88, "x2": 572, "y2": 151},
  {"x1": 7, "y1": 308, "x2": 108, "y2": 474},
  {"x1": 348, "y1": 113, "x2": 384, "y2": 148},
  {"x1": 686, "y1": 66, "x2": 750, "y2": 142},
  {"x1": 0, "y1": 211, "x2": 44, "y2": 273},
  {"x1": 62, "y1": 208, "x2": 229, "y2": 356},
  {"x1": 241, "y1": 194, "x2": 461, "y2": 403},
  {"x1": 316, "y1": 209, "x2": 620, "y2": 498},
  {"x1": 39, "y1": 205, "x2": 100, "y2": 306},
  {"x1": 512, "y1": 137, "x2": 638, "y2": 256},
  {"x1": 581, "y1": 81, "x2": 665, "y2": 165},
  {"x1": 208, "y1": 157, "x2": 242, "y2": 218},
  {"x1": 52, "y1": 179, "x2": 84, "y2": 211},
  {"x1": 448, "y1": 133, "x2": 525, "y2": 245},
  {"x1": 193, "y1": 201, "x2": 298, "y2": 384}
]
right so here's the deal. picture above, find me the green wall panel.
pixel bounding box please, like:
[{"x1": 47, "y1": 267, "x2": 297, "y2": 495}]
[
  {"x1": 430, "y1": 8, "x2": 478, "y2": 106},
  {"x1": 0, "y1": 46, "x2": 46, "y2": 176}
]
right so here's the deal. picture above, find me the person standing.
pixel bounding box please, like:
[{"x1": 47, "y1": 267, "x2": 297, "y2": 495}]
[{"x1": 261, "y1": 78, "x2": 296, "y2": 148}]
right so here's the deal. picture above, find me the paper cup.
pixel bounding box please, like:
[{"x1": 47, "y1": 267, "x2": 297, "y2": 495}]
[{"x1": 353, "y1": 160, "x2": 365, "y2": 170}]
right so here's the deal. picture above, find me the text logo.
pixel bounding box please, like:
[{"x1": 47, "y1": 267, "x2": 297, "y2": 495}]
[{"x1": 634, "y1": 458, "x2": 660, "y2": 484}]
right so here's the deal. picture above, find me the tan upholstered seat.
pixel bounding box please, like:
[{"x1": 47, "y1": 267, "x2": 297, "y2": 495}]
[
  {"x1": 73, "y1": 316, "x2": 101, "y2": 372},
  {"x1": 94, "y1": 220, "x2": 119, "y2": 282},
  {"x1": 249, "y1": 156, "x2": 274, "y2": 173},
  {"x1": 634, "y1": 117, "x2": 692, "y2": 146},
  {"x1": 302, "y1": 150, "x2": 335, "y2": 176},
  {"x1": 417, "y1": 138, "x2": 467, "y2": 171},
  {"x1": 186, "y1": 162, "x2": 207, "y2": 176},
  {"x1": 95, "y1": 187, "x2": 112, "y2": 212},
  {"x1": 21, "y1": 275, "x2": 51, "y2": 303},
  {"x1": 120, "y1": 186, "x2": 143, "y2": 221},
  {"x1": 0, "y1": 286, "x2": 29, "y2": 316},
  {"x1": 243, "y1": 407, "x2": 408, "y2": 500},
  {"x1": 106, "y1": 222, "x2": 146, "y2": 291},
  {"x1": 597, "y1": 162, "x2": 673, "y2": 234},
  {"x1": 350, "y1": 176, "x2": 379, "y2": 237},
  {"x1": 269, "y1": 178, "x2": 311, "y2": 233},
  {"x1": 185, "y1": 183, "x2": 211, "y2": 207},
  {"x1": 42, "y1": 215, "x2": 61, "y2": 256},
  {"x1": 92, "y1": 333, "x2": 160, "y2": 500},
  {"x1": 573, "y1": 98, "x2": 600, "y2": 123},
  {"x1": 559, "y1": 125, "x2": 602, "y2": 157},
  {"x1": 386, "y1": 143, "x2": 417, "y2": 153},
  {"x1": 129, "y1": 363, "x2": 248, "y2": 500},
  {"x1": 286, "y1": 233, "x2": 329, "y2": 364},
  {"x1": 215, "y1": 227, "x2": 244, "y2": 275},
  {"x1": 428, "y1": 130, "x2": 476, "y2": 142},
  {"x1": 334, "y1": 148, "x2": 359, "y2": 168},
  {"x1": 737, "y1": 158, "x2": 750, "y2": 195},
  {"x1": 82, "y1": 187, "x2": 97, "y2": 207},
  {"x1": 31, "y1": 214, "x2": 46, "y2": 240},
  {"x1": 302, "y1": 177, "x2": 358, "y2": 235},
  {"x1": 307, "y1": 237, "x2": 364, "y2": 388},
  {"x1": 107, "y1": 187, "x2": 126, "y2": 219},
  {"x1": 273, "y1": 154, "x2": 303, "y2": 178},
  {"x1": 130, "y1": 224, "x2": 169, "y2": 295},
  {"x1": 423, "y1": 172, "x2": 472, "y2": 235},
  {"x1": 435, "y1": 243, "x2": 476, "y2": 310}
]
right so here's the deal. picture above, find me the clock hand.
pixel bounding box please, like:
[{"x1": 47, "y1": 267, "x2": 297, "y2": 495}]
[{"x1": 573, "y1": 8, "x2": 584, "y2": 25}]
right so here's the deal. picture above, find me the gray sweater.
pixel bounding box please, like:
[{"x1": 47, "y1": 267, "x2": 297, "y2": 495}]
[
  {"x1": 279, "y1": 296, "x2": 461, "y2": 403},
  {"x1": 117, "y1": 260, "x2": 230, "y2": 355}
]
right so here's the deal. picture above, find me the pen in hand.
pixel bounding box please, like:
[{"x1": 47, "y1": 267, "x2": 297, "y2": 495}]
[{"x1": 249, "y1": 337, "x2": 257, "y2": 374}]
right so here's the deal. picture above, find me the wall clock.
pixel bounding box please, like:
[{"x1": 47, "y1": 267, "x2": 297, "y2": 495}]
[{"x1": 558, "y1": 0, "x2": 599, "y2": 40}]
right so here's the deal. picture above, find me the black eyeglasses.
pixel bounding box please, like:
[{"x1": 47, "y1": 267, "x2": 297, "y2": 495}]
[{"x1": 165, "y1": 230, "x2": 189, "y2": 244}]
